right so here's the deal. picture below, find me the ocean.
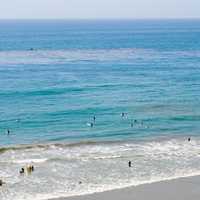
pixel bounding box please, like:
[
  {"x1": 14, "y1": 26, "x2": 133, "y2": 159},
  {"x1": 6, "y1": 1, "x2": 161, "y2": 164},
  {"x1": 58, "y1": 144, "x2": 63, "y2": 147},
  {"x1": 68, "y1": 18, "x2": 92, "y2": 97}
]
[{"x1": 0, "y1": 19, "x2": 200, "y2": 200}]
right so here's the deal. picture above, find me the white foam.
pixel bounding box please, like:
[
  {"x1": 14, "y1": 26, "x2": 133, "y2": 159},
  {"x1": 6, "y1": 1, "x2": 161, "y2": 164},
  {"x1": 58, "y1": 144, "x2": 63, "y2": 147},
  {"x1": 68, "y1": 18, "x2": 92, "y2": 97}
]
[
  {"x1": 1, "y1": 137, "x2": 200, "y2": 200},
  {"x1": 12, "y1": 158, "x2": 48, "y2": 164}
]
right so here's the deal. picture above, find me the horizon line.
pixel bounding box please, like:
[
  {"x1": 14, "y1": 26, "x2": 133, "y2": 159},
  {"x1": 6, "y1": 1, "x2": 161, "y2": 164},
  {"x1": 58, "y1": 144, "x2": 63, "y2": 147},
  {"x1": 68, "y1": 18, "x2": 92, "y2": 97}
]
[{"x1": 0, "y1": 17, "x2": 200, "y2": 21}]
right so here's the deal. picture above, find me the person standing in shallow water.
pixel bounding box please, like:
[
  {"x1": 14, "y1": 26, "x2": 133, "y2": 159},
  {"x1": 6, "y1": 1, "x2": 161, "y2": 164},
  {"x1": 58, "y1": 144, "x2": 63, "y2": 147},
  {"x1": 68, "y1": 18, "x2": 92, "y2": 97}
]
[
  {"x1": 128, "y1": 161, "x2": 132, "y2": 167},
  {"x1": 7, "y1": 129, "x2": 10, "y2": 135}
]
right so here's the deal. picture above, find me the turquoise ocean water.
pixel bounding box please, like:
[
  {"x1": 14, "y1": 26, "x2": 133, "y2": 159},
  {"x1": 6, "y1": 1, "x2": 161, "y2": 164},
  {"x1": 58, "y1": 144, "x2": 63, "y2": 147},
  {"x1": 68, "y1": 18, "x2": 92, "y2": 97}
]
[{"x1": 1, "y1": 20, "x2": 200, "y2": 199}]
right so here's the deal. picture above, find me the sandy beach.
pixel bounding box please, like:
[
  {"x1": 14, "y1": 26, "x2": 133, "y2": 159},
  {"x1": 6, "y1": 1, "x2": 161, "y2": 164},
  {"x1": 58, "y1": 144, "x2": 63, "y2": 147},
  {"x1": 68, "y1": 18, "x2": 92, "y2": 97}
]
[{"x1": 52, "y1": 175, "x2": 200, "y2": 200}]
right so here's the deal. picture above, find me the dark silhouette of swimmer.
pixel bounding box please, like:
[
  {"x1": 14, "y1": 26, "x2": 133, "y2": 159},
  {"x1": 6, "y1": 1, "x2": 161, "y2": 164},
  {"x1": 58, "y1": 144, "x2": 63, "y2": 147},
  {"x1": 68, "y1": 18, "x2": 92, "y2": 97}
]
[
  {"x1": 0, "y1": 180, "x2": 4, "y2": 186},
  {"x1": 134, "y1": 120, "x2": 137, "y2": 123},
  {"x1": 93, "y1": 116, "x2": 96, "y2": 122},
  {"x1": 131, "y1": 120, "x2": 134, "y2": 127},
  {"x1": 90, "y1": 123, "x2": 94, "y2": 127},
  {"x1": 79, "y1": 181, "x2": 82, "y2": 184},
  {"x1": 188, "y1": 137, "x2": 191, "y2": 142},
  {"x1": 31, "y1": 165, "x2": 34, "y2": 172},
  {"x1": 20, "y1": 168, "x2": 25, "y2": 174},
  {"x1": 0, "y1": 179, "x2": 5, "y2": 186},
  {"x1": 29, "y1": 48, "x2": 34, "y2": 51},
  {"x1": 128, "y1": 161, "x2": 132, "y2": 167},
  {"x1": 121, "y1": 113, "x2": 125, "y2": 117},
  {"x1": 7, "y1": 129, "x2": 10, "y2": 135}
]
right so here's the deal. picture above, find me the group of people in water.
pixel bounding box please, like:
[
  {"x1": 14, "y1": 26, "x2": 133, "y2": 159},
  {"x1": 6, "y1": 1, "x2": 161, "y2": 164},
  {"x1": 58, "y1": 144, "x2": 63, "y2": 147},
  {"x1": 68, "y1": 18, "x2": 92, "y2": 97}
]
[
  {"x1": 87, "y1": 113, "x2": 144, "y2": 128},
  {"x1": 2, "y1": 112, "x2": 192, "y2": 187},
  {"x1": 0, "y1": 165, "x2": 35, "y2": 186},
  {"x1": 20, "y1": 165, "x2": 34, "y2": 175}
]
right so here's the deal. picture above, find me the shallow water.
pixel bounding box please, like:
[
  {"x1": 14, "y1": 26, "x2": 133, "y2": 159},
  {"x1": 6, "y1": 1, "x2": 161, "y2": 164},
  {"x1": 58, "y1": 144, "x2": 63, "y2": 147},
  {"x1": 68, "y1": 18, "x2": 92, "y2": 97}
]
[
  {"x1": 1, "y1": 138, "x2": 200, "y2": 200},
  {"x1": 0, "y1": 19, "x2": 200, "y2": 199}
]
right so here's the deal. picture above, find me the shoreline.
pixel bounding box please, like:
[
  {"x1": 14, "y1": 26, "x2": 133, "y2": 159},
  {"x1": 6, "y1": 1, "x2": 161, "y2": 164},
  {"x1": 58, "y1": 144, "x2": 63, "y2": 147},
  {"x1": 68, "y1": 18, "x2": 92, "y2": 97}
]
[{"x1": 51, "y1": 175, "x2": 200, "y2": 200}]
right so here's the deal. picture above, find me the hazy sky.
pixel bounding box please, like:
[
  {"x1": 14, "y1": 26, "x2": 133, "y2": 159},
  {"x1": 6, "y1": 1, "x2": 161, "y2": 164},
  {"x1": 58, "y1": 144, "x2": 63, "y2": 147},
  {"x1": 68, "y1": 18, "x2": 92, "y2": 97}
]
[{"x1": 0, "y1": 0, "x2": 200, "y2": 19}]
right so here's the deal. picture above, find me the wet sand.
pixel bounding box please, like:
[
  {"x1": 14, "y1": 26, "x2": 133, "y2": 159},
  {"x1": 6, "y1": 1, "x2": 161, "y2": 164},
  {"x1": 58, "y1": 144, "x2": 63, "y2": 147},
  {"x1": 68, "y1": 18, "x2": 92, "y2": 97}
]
[{"x1": 52, "y1": 175, "x2": 200, "y2": 200}]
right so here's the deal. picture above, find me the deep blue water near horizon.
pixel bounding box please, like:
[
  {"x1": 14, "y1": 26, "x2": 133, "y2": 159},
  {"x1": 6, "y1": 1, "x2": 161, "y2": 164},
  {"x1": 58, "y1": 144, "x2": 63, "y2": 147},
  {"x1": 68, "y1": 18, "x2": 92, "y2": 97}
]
[{"x1": 0, "y1": 19, "x2": 200, "y2": 146}]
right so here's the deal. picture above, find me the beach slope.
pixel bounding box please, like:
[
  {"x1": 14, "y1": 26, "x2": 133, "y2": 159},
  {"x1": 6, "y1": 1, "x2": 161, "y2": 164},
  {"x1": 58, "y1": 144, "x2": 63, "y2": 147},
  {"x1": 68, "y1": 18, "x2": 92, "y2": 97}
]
[{"x1": 53, "y1": 175, "x2": 200, "y2": 200}]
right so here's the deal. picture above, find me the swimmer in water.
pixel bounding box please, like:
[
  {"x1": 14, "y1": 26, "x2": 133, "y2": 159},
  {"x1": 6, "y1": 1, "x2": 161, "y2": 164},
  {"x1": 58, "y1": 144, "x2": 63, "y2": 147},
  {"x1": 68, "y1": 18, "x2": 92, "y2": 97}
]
[
  {"x1": 188, "y1": 137, "x2": 191, "y2": 142},
  {"x1": 7, "y1": 129, "x2": 10, "y2": 135},
  {"x1": 121, "y1": 112, "x2": 125, "y2": 117},
  {"x1": 131, "y1": 120, "x2": 134, "y2": 127},
  {"x1": 0, "y1": 179, "x2": 5, "y2": 186},
  {"x1": 128, "y1": 161, "x2": 132, "y2": 167},
  {"x1": 93, "y1": 116, "x2": 96, "y2": 122},
  {"x1": 20, "y1": 168, "x2": 25, "y2": 174}
]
